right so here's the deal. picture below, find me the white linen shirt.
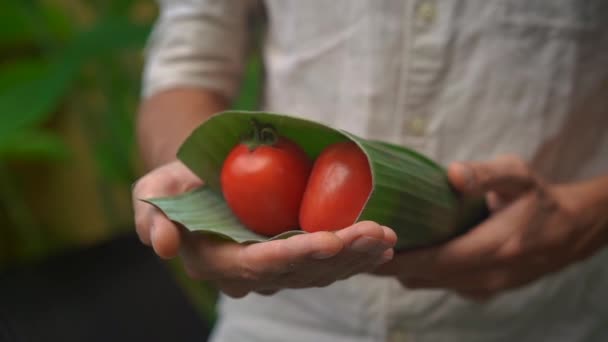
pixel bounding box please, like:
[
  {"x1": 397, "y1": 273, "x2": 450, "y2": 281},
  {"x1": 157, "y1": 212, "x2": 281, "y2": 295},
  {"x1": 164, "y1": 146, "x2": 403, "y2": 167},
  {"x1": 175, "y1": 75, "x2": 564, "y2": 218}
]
[{"x1": 142, "y1": 1, "x2": 608, "y2": 341}]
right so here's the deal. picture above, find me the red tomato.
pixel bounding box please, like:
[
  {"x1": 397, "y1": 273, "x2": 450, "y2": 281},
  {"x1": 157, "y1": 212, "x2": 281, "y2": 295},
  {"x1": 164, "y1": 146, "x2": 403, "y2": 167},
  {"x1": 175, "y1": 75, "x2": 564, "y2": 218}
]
[
  {"x1": 299, "y1": 141, "x2": 372, "y2": 232},
  {"x1": 221, "y1": 135, "x2": 311, "y2": 236}
]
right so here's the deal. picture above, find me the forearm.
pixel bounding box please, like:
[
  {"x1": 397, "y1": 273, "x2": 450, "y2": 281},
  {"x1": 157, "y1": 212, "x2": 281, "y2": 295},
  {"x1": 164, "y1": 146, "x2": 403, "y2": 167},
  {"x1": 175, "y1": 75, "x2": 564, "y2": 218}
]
[
  {"x1": 136, "y1": 88, "x2": 228, "y2": 170},
  {"x1": 137, "y1": 0, "x2": 255, "y2": 170}
]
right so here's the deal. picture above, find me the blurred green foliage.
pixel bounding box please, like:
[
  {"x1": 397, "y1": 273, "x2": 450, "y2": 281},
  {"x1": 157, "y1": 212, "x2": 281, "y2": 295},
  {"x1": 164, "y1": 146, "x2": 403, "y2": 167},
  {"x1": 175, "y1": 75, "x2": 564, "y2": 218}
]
[
  {"x1": 0, "y1": 0, "x2": 152, "y2": 266},
  {"x1": 0, "y1": 0, "x2": 262, "y2": 323}
]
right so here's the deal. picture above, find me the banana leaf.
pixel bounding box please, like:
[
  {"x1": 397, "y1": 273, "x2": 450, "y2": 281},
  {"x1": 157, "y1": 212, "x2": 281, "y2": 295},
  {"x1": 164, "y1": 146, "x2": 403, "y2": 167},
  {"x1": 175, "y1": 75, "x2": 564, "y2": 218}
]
[{"x1": 144, "y1": 111, "x2": 487, "y2": 250}]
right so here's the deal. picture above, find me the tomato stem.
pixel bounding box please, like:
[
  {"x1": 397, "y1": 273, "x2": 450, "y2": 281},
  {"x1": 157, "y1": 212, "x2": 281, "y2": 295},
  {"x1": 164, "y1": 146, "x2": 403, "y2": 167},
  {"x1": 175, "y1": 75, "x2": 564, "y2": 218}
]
[
  {"x1": 245, "y1": 119, "x2": 279, "y2": 150},
  {"x1": 260, "y1": 126, "x2": 278, "y2": 145}
]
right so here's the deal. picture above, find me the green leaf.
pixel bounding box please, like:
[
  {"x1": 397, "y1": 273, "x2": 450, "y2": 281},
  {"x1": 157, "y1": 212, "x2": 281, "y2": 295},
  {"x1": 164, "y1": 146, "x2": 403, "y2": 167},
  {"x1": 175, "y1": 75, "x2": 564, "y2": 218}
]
[
  {"x1": 0, "y1": 59, "x2": 48, "y2": 92},
  {"x1": 144, "y1": 186, "x2": 304, "y2": 243},
  {"x1": 0, "y1": 62, "x2": 76, "y2": 139},
  {"x1": 61, "y1": 16, "x2": 150, "y2": 63},
  {"x1": 231, "y1": 55, "x2": 263, "y2": 110},
  {"x1": 0, "y1": 1, "x2": 37, "y2": 46},
  {"x1": 149, "y1": 111, "x2": 487, "y2": 250},
  {"x1": 83, "y1": 55, "x2": 138, "y2": 184},
  {"x1": 105, "y1": 0, "x2": 139, "y2": 17},
  {"x1": 36, "y1": 2, "x2": 77, "y2": 41},
  {"x1": 0, "y1": 15, "x2": 150, "y2": 141},
  {"x1": 0, "y1": 130, "x2": 69, "y2": 161}
]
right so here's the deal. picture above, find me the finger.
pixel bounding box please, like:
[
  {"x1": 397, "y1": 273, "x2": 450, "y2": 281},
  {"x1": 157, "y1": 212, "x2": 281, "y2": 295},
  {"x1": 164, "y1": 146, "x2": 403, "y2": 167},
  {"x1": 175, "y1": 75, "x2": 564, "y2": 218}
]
[
  {"x1": 304, "y1": 241, "x2": 395, "y2": 288},
  {"x1": 150, "y1": 214, "x2": 182, "y2": 259},
  {"x1": 249, "y1": 223, "x2": 394, "y2": 289},
  {"x1": 332, "y1": 225, "x2": 397, "y2": 279},
  {"x1": 133, "y1": 198, "x2": 153, "y2": 245},
  {"x1": 255, "y1": 289, "x2": 279, "y2": 296},
  {"x1": 374, "y1": 199, "x2": 535, "y2": 278},
  {"x1": 334, "y1": 221, "x2": 397, "y2": 249},
  {"x1": 219, "y1": 282, "x2": 280, "y2": 298},
  {"x1": 184, "y1": 223, "x2": 393, "y2": 290},
  {"x1": 486, "y1": 191, "x2": 506, "y2": 212},
  {"x1": 336, "y1": 248, "x2": 394, "y2": 280},
  {"x1": 217, "y1": 280, "x2": 251, "y2": 299},
  {"x1": 131, "y1": 176, "x2": 165, "y2": 246},
  {"x1": 179, "y1": 234, "x2": 244, "y2": 280},
  {"x1": 381, "y1": 225, "x2": 399, "y2": 247},
  {"x1": 299, "y1": 223, "x2": 395, "y2": 286},
  {"x1": 448, "y1": 155, "x2": 537, "y2": 200},
  {"x1": 238, "y1": 231, "x2": 345, "y2": 282},
  {"x1": 131, "y1": 161, "x2": 204, "y2": 246}
]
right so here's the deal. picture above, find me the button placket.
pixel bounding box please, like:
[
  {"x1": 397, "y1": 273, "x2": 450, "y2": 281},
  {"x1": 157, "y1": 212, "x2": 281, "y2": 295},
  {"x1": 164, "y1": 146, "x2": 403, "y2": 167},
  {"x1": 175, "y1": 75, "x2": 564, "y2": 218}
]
[
  {"x1": 415, "y1": 0, "x2": 437, "y2": 30},
  {"x1": 398, "y1": 0, "x2": 442, "y2": 150}
]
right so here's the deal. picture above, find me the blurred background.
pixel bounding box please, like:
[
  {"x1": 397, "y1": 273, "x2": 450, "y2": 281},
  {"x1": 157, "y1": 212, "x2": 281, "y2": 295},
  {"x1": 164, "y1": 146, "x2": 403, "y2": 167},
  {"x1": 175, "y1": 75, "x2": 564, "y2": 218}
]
[{"x1": 0, "y1": 1, "x2": 261, "y2": 340}]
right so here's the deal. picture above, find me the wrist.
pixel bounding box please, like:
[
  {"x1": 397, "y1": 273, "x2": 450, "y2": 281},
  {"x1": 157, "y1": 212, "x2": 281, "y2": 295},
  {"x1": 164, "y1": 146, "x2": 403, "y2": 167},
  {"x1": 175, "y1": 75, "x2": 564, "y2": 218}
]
[{"x1": 554, "y1": 175, "x2": 608, "y2": 237}]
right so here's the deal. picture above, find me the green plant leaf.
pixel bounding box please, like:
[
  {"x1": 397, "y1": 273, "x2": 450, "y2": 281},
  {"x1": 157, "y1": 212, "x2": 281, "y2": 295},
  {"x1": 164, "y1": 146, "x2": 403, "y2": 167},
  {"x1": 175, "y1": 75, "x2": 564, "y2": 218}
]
[
  {"x1": 80, "y1": 54, "x2": 138, "y2": 184},
  {"x1": 144, "y1": 186, "x2": 304, "y2": 243},
  {"x1": 0, "y1": 59, "x2": 49, "y2": 90},
  {"x1": 0, "y1": 15, "x2": 150, "y2": 144},
  {"x1": 61, "y1": 16, "x2": 150, "y2": 63},
  {"x1": 0, "y1": 1, "x2": 37, "y2": 46},
  {"x1": 0, "y1": 130, "x2": 69, "y2": 161},
  {"x1": 146, "y1": 111, "x2": 487, "y2": 250},
  {"x1": 0, "y1": 62, "x2": 76, "y2": 140},
  {"x1": 231, "y1": 55, "x2": 263, "y2": 110},
  {"x1": 0, "y1": 1, "x2": 76, "y2": 48}
]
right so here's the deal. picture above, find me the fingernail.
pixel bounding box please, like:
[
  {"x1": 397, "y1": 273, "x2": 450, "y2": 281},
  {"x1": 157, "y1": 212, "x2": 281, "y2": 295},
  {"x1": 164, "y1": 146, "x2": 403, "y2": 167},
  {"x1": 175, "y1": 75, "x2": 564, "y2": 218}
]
[
  {"x1": 350, "y1": 237, "x2": 385, "y2": 254},
  {"x1": 375, "y1": 255, "x2": 393, "y2": 266},
  {"x1": 150, "y1": 223, "x2": 157, "y2": 242},
  {"x1": 378, "y1": 249, "x2": 394, "y2": 264},
  {"x1": 452, "y1": 162, "x2": 474, "y2": 191},
  {"x1": 312, "y1": 251, "x2": 336, "y2": 259}
]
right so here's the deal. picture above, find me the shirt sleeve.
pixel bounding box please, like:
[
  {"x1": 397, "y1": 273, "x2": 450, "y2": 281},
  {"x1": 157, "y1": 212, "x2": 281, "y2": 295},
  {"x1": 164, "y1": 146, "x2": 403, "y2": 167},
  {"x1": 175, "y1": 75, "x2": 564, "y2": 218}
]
[{"x1": 141, "y1": 0, "x2": 258, "y2": 100}]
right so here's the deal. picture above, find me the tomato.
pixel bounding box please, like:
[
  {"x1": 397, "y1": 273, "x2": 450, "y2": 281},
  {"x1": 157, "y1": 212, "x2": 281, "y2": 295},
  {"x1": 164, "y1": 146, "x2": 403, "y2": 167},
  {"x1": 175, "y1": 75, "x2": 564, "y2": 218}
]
[
  {"x1": 221, "y1": 125, "x2": 311, "y2": 236},
  {"x1": 299, "y1": 141, "x2": 372, "y2": 232}
]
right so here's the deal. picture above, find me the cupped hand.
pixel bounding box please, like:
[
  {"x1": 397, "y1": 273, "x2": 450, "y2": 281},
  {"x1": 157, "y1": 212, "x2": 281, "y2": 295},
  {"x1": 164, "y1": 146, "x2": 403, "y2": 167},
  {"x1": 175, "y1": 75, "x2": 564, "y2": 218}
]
[
  {"x1": 132, "y1": 160, "x2": 396, "y2": 298},
  {"x1": 375, "y1": 155, "x2": 608, "y2": 301}
]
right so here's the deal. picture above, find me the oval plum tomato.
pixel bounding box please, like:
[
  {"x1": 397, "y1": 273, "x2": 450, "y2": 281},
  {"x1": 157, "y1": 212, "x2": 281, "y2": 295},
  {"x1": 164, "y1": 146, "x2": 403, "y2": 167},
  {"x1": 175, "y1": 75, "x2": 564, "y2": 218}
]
[
  {"x1": 299, "y1": 141, "x2": 372, "y2": 232},
  {"x1": 220, "y1": 122, "x2": 311, "y2": 236}
]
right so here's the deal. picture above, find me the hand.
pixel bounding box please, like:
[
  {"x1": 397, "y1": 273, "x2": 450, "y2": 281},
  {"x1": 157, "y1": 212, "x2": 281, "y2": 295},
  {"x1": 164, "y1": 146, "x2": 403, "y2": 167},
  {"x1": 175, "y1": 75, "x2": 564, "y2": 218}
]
[
  {"x1": 375, "y1": 155, "x2": 608, "y2": 301},
  {"x1": 132, "y1": 160, "x2": 396, "y2": 298}
]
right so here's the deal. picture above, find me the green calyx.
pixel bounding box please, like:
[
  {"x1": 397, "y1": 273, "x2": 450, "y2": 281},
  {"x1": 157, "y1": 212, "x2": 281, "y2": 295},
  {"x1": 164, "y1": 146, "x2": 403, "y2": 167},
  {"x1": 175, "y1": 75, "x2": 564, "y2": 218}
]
[{"x1": 243, "y1": 119, "x2": 278, "y2": 150}]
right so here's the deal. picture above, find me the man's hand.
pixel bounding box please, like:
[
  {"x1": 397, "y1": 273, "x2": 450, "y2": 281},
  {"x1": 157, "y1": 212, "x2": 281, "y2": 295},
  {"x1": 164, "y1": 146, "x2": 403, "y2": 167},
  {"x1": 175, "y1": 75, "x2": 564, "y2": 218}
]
[
  {"x1": 132, "y1": 160, "x2": 396, "y2": 298},
  {"x1": 375, "y1": 155, "x2": 608, "y2": 301}
]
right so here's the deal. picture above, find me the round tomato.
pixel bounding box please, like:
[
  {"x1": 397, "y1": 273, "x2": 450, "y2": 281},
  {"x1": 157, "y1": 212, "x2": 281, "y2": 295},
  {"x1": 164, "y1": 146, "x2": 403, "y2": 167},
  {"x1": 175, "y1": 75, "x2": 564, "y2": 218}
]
[
  {"x1": 299, "y1": 141, "x2": 372, "y2": 232},
  {"x1": 221, "y1": 127, "x2": 311, "y2": 236}
]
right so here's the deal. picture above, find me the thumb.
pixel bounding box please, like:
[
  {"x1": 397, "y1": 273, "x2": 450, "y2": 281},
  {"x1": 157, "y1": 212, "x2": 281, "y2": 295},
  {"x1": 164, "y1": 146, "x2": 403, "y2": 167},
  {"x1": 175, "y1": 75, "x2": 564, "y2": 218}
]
[{"x1": 447, "y1": 155, "x2": 537, "y2": 201}]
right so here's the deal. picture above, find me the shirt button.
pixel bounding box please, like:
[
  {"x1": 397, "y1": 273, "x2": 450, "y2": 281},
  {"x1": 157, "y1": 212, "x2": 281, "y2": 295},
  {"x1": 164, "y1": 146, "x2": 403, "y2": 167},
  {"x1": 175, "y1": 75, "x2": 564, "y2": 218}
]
[
  {"x1": 403, "y1": 117, "x2": 427, "y2": 136},
  {"x1": 416, "y1": 1, "x2": 436, "y2": 27}
]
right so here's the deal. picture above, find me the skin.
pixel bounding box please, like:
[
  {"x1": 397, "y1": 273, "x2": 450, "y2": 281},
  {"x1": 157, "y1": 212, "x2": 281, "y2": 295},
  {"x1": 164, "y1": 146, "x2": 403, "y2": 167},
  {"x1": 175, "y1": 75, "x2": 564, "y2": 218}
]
[
  {"x1": 374, "y1": 155, "x2": 608, "y2": 301},
  {"x1": 132, "y1": 87, "x2": 396, "y2": 298}
]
